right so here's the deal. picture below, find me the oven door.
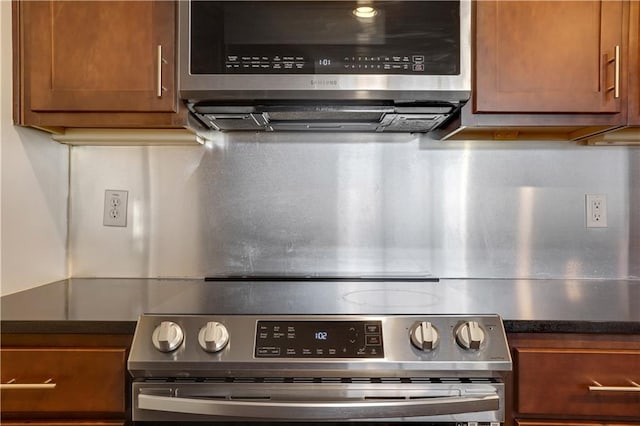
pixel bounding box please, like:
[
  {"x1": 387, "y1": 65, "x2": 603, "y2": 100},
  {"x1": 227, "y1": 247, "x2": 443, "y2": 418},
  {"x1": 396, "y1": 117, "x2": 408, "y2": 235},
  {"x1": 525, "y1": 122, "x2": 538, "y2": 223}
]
[{"x1": 132, "y1": 379, "x2": 504, "y2": 422}]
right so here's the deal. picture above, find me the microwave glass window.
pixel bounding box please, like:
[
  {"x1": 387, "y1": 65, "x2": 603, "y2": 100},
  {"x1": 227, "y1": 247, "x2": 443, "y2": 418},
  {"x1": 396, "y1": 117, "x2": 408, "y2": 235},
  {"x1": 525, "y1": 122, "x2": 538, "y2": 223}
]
[{"x1": 224, "y1": 4, "x2": 385, "y2": 45}]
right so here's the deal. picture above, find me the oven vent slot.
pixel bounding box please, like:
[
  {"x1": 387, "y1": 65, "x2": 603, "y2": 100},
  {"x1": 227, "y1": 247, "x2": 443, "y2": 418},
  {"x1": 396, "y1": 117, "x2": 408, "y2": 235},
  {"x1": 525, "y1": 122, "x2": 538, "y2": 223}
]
[
  {"x1": 229, "y1": 396, "x2": 271, "y2": 400},
  {"x1": 364, "y1": 396, "x2": 407, "y2": 400},
  {"x1": 232, "y1": 377, "x2": 262, "y2": 383},
  {"x1": 176, "y1": 377, "x2": 500, "y2": 384},
  {"x1": 204, "y1": 378, "x2": 228, "y2": 383},
  {"x1": 184, "y1": 395, "x2": 226, "y2": 400}
]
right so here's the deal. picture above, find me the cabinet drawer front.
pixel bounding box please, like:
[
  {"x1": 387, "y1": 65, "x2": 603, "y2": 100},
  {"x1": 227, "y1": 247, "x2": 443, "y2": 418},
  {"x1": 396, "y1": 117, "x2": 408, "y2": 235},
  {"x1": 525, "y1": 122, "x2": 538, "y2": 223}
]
[
  {"x1": 1, "y1": 348, "x2": 126, "y2": 416},
  {"x1": 2, "y1": 423, "x2": 124, "y2": 426},
  {"x1": 516, "y1": 348, "x2": 640, "y2": 417},
  {"x1": 517, "y1": 421, "x2": 640, "y2": 426}
]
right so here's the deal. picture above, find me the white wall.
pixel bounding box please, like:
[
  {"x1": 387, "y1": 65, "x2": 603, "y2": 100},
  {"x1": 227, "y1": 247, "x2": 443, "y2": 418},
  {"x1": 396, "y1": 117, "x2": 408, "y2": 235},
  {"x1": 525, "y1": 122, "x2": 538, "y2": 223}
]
[{"x1": 1, "y1": 1, "x2": 69, "y2": 296}]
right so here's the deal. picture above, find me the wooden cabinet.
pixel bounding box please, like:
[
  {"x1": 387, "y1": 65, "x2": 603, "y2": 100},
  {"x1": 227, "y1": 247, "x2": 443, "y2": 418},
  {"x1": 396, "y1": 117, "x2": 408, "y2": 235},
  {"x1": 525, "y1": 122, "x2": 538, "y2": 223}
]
[
  {"x1": 475, "y1": 1, "x2": 625, "y2": 114},
  {"x1": 573, "y1": 1, "x2": 640, "y2": 144},
  {"x1": 516, "y1": 349, "x2": 640, "y2": 418},
  {"x1": 1, "y1": 349, "x2": 126, "y2": 416},
  {"x1": 508, "y1": 333, "x2": 640, "y2": 426},
  {"x1": 628, "y1": 0, "x2": 640, "y2": 125},
  {"x1": 13, "y1": 0, "x2": 188, "y2": 132},
  {"x1": 0, "y1": 334, "x2": 131, "y2": 425},
  {"x1": 515, "y1": 421, "x2": 640, "y2": 426},
  {"x1": 441, "y1": 0, "x2": 633, "y2": 141},
  {"x1": 2, "y1": 423, "x2": 123, "y2": 426}
]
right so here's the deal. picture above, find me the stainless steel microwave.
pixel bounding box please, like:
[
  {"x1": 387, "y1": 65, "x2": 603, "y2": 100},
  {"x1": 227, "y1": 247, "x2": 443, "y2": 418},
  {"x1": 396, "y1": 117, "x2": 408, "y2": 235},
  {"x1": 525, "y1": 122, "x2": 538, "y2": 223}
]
[{"x1": 179, "y1": 1, "x2": 471, "y2": 132}]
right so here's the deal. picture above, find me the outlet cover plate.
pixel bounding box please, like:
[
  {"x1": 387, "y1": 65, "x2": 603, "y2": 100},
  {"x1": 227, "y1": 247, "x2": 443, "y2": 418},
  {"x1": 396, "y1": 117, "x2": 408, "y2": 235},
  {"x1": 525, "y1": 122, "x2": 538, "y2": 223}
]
[
  {"x1": 585, "y1": 193, "x2": 607, "y2": 228},
  {"x1": 103, "y1": 190, "x2": 128, "y2": 227}
]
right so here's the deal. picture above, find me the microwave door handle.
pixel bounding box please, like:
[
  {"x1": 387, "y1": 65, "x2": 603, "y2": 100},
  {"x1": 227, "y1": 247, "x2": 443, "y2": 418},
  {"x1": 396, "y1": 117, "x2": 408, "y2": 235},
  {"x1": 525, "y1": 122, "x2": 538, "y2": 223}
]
[{"x1": 138, "y1": 393, "x2": 500, "y2": 420}]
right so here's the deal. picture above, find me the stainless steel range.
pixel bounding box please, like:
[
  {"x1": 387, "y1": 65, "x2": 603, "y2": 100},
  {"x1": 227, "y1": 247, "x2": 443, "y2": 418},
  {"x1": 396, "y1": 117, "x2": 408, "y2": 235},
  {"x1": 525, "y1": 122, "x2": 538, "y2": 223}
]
[{"x1": 128, "y1": 314, "x2": 511, "y2": 423}]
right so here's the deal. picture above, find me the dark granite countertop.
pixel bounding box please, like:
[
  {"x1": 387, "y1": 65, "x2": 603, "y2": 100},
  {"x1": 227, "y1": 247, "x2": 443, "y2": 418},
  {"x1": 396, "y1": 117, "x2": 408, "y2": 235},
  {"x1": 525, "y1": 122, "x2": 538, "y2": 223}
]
[{"x1": 1, "y1": 278, "x2": 639, "y2": 335}]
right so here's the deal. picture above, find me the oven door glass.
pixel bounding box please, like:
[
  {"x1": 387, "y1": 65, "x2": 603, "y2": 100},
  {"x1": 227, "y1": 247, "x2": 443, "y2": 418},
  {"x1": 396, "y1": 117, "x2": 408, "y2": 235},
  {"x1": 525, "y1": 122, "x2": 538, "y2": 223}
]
[{"x1": 189, "y1": 1, "x2": 461, "y2": 75}]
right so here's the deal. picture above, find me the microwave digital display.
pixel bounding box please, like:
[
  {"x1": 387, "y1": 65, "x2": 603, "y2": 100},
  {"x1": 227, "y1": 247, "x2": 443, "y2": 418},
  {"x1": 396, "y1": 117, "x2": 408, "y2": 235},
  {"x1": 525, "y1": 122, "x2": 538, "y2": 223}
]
[{"x1": 189, "y1": 1, "x2": 460, "y2": 75}]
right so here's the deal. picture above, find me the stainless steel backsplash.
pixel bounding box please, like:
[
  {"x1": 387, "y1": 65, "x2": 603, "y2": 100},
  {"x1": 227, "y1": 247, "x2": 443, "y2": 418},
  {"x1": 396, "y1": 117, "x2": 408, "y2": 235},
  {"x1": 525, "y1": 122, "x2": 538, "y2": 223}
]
[{"x1": 69, "y1": 134, "x2": 640, "y2": 280}]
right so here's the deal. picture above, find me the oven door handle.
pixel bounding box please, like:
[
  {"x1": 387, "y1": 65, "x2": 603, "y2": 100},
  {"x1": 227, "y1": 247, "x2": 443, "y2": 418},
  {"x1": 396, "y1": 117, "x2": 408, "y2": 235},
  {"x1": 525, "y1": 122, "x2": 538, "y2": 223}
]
[{"x1": 138, "y1": 393, "x2": 500, "y2": 420}]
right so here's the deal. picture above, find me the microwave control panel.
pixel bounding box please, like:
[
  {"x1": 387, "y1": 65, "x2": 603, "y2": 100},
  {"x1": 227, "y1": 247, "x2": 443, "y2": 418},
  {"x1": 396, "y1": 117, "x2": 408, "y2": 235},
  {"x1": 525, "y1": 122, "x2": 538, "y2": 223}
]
[{"x1": 224, "y1": 53, "x2": 428, "y2": 74}]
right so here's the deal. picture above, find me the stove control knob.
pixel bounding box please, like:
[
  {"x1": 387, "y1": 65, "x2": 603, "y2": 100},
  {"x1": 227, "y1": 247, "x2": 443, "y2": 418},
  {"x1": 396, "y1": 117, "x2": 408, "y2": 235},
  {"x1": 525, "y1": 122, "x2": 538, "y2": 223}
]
[
  {"x1": 455, "y1": 321, "x2": 485, "y2": 350},
  {"x1": 152, "y1": 321, "x2": 184, "y2": 352},
  {"x1": 198, "y1": 322, "x2": 229, "y2": 353},
  {"x1": 409, "y1": 321, "x2": 439, "y2": 351}
]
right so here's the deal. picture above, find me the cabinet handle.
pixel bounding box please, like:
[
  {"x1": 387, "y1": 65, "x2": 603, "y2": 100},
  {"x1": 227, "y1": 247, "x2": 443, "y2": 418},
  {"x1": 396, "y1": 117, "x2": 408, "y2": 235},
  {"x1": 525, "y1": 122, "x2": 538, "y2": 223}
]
[
  {"x1": 606, "y1": 45, "x2": 620, "y2": 99},
  {"x1": 589, "y1": 380, "x2": 640, "y2": 393},
  {"x1": 0, "y1": 378, "x2": 56, "y2": 390},
  {"x1": 157, "y1": 45, "x2": 168, "y2": 97}
]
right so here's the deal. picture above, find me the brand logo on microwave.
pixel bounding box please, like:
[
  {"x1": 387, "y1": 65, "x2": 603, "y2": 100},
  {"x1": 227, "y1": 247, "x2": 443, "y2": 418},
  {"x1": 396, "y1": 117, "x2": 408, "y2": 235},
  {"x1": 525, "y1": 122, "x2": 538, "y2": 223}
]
[{"x1": 309, "y1": 79, "x2": 338, "y2": 87}]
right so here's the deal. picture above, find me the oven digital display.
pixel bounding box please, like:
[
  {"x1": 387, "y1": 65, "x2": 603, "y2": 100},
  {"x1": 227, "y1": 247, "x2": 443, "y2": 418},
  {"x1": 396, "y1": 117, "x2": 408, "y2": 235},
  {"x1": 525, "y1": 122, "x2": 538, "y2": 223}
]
[{"x1": 255, "y1": 320, "x2": 384, "y2": 358}]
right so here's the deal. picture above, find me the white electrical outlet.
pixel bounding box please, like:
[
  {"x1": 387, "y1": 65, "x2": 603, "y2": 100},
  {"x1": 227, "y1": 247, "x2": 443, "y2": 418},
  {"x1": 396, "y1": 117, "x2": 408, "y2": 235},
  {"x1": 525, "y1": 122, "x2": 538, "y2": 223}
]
[
  {"x1": 585, "y1": 194, "x2": 607, "y2": 228},
  {"x1": 103, "y1": 190, "x2": 128, "y2": 227}
]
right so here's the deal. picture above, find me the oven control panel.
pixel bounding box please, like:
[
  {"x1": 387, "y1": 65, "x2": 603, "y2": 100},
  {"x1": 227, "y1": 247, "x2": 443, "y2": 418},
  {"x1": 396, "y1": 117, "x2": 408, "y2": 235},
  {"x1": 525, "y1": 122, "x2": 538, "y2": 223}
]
[
  {"x1": 255, "y1": 320, "x2": 383, "y2": 358},
  {"x1": 128, "y1": 314, "x2": 512, "y2": 378}
]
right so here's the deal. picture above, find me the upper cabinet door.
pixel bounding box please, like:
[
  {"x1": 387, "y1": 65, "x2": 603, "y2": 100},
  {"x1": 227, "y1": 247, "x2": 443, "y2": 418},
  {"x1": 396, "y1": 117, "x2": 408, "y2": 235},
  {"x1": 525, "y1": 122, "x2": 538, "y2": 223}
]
[
  {"x1": 629, "y1": 0, "x2": 640, "y2": 125},
  {"x1": 474, "y1": 1, "x2": 625, "y2": 114},
  {"x1": 24, "y1": 1, "x2": 176, "y2": 113}
]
